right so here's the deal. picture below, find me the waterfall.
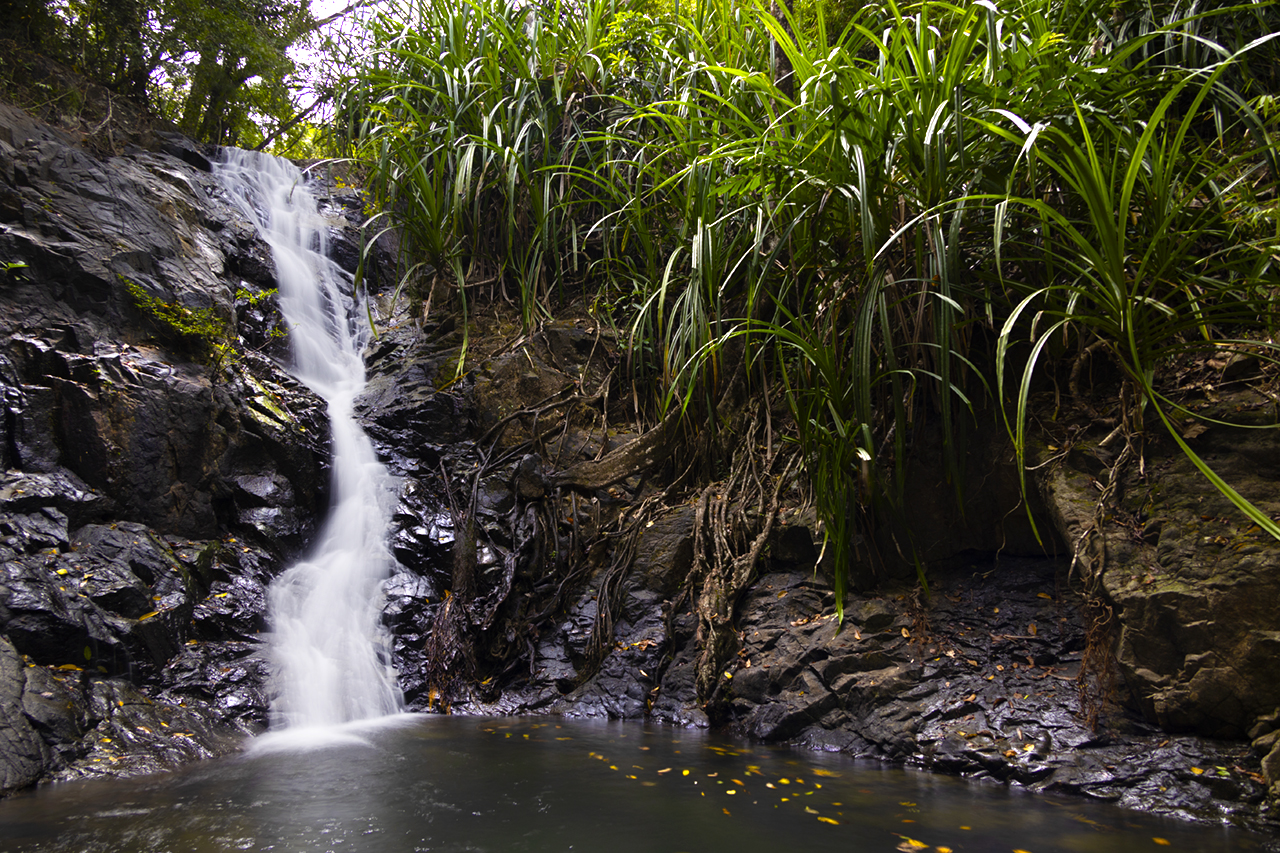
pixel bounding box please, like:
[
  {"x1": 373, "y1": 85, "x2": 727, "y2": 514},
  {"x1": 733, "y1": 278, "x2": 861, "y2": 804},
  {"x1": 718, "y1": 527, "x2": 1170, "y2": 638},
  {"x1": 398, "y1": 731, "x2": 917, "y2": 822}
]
[{"x1": 217, "y1": 149, "x2": 402, "y2": 729}]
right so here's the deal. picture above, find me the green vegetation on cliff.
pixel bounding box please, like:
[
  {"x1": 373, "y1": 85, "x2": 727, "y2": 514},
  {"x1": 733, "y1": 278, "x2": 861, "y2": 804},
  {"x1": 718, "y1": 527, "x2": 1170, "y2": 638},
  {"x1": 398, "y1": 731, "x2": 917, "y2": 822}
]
[{"x1": 338, "y1": 0, "x2": 1280, "y2": 609}]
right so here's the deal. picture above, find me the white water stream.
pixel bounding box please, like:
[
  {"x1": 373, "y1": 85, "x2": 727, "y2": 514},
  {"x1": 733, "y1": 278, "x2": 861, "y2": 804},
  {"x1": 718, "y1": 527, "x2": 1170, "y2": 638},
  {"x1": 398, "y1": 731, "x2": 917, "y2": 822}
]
[{"x1": 217, "y1": 149, "x2": 402, "y2": 729}]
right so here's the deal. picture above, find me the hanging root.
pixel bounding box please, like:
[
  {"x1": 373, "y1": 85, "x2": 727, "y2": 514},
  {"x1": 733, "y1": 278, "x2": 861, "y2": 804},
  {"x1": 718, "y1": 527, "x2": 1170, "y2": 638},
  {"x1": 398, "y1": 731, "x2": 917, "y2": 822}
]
[
  {"x1": 1070, "y1": 423, "x2": 1137, "y2": 731},
  {"x1": 687, "y1": 415, "x2": 798, "y2": 709},
  {"x1": 422, "y1": 500, "x2": 478, "y2": 709}
]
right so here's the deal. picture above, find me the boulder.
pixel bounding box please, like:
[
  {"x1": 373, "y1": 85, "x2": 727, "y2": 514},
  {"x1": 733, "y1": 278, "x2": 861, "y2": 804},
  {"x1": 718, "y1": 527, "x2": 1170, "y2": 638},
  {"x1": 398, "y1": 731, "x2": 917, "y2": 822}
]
[{"x1": 1035, "y1": 409, "x2": 1280, "y2": 740}]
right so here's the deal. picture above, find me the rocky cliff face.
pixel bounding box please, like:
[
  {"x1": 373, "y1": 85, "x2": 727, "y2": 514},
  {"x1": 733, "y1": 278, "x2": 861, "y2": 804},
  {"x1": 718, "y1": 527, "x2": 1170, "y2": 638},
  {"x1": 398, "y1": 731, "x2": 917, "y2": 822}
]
[
  {"x1": 350, "y1": 316, "x2": 1278, "y2": 836},
  {"x1": 0, "y1": 101, "x2": 373, "y2": 789},
  {"x1": 2, "y1": 94, "x2": 1278, "y2": 841}
]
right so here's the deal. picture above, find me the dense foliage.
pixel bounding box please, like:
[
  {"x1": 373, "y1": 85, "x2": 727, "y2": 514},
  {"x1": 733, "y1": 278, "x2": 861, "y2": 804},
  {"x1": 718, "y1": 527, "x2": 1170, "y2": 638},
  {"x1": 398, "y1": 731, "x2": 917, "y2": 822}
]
[
  {"x1": 340, "y1": 0, "x2": 1279, "y2": 609},
  {"x1": 2, "y1": 0, "x2": 316, "y2": 146}
]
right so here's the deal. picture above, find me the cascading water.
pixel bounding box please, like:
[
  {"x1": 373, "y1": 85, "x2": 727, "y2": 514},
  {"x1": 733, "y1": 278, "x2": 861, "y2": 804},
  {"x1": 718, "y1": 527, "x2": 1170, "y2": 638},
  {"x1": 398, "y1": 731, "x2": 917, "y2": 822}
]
[{"x1": 216, "y1": 149, "x2": 402, "y2": 729}]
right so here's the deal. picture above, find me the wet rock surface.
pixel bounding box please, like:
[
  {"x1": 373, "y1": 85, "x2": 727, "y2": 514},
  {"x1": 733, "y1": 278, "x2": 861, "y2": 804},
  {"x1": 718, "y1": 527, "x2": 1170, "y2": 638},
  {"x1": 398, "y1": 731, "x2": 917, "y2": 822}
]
[
  {"x1": 0, "y1": 100, "x2": 384, "y2": 791},
  {"x1": 1037, "y1": 412, "x2": 1280, "y2": 743},
  {"x1": 3, "y1": 86, "x2": 1279, "y2": 845},
  {"x1": 355, "y1": 314, "x2": 1280, "y2": 838}
]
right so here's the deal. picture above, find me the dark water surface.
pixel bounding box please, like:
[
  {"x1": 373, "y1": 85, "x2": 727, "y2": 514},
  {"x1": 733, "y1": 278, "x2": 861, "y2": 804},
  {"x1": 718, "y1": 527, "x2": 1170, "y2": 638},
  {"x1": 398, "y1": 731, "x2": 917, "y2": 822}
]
[{"x1": 0, "y1": 716, "x2": 1263, "y2": 852}]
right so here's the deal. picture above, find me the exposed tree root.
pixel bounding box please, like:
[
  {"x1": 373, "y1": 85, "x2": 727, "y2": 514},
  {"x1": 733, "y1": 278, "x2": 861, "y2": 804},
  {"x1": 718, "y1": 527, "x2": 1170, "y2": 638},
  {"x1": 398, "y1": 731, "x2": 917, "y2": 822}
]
[{"x1": 686, "y1": 415, "x2": 799, "y2": 708}]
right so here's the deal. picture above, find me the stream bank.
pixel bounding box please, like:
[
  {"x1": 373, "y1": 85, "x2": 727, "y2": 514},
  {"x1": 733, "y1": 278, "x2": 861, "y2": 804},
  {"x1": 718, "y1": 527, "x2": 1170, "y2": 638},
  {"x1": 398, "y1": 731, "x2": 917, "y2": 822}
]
[{"x1": 0, "y1": 92, "x2": 1278, "y2": 840}]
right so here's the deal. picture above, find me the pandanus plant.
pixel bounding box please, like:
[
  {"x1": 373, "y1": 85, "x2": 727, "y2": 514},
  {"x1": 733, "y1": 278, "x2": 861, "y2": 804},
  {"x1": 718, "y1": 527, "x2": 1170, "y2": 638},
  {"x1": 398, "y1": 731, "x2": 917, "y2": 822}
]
[{"x1": 338, "y1": 0, "x2": 1280, "y2": 617}]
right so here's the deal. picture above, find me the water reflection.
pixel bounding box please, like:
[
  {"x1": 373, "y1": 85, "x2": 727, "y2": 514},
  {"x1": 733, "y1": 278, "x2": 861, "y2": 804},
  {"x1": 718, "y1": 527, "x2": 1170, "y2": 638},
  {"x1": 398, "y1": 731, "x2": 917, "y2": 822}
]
[{"x1": 0, "y1": 717, "x2": 1264, "y2": 852}]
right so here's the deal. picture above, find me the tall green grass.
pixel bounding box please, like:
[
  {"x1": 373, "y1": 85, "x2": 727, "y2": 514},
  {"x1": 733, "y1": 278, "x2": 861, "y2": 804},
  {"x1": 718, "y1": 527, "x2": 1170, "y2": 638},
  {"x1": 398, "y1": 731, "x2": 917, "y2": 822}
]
[{"x1": 339, "y1": 0, "x2": 1280, "y2": 613}]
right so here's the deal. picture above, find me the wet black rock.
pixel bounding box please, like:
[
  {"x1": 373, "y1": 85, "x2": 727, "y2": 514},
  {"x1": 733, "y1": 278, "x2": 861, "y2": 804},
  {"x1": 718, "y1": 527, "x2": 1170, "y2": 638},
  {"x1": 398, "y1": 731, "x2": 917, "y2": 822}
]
[{"x1": 0, "y1": 98, "x2": 388, "y2": 792}]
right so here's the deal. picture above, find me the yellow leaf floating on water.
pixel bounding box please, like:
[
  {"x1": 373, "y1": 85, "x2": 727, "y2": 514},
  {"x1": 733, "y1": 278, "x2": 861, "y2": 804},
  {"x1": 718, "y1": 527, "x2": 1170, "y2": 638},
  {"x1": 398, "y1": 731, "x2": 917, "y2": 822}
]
[
  {"x1": 1152, "y1": 840, "x2": 1171, "y2": 847},
  {"x1": 895, "y1": 838, "x2": 929, "y2": 851},
  {"x1": 804, "y1": 806, "x2": 818, "y2": 814},
  {"x1": 726, "y1": 790, "x2": 736, "y2": 795},
  {"x1": 938, "y1": 848, "x2": 953, "y2": 853},
  {"x1": 817, "y1": 817, "x2": 839, "y2": 825},
  {"x1": 899, "y1": 802, "x2": 917, "y2": 807},
  {"x1": 658, "y1": 768, "x2": 672, "y2": 774},
  {"x1": 812, "y1": 768, "x2": 841, "y2": 777},
  {"x1": 778, "y1": 778, "x2": 791, "y2": 785},
  {"x1": 682, "y1": 769, "x2": 690, "y2": 776},
  {"x1": 723, "y1": 808, "x2": 731, "y2": 816},
  {"x1": 1013, "y1": 849, "x2": 1034, "y2": 853}
]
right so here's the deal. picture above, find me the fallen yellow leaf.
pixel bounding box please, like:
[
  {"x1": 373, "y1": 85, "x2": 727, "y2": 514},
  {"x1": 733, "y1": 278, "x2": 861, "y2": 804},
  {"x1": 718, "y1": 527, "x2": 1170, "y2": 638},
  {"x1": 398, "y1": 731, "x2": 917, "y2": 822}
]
[
  {"x1": 1152, "y1": 840, "x2": 1171, "y2": 847},
  {"x1": 817, "y1": 816, "x2": 839, "y2": 825}
]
